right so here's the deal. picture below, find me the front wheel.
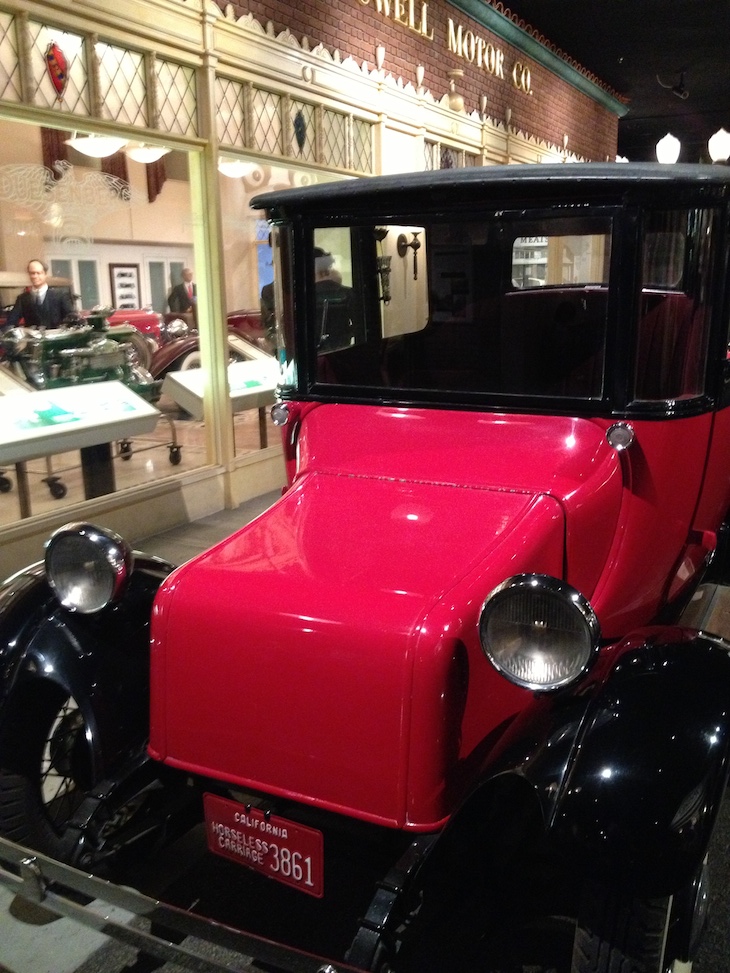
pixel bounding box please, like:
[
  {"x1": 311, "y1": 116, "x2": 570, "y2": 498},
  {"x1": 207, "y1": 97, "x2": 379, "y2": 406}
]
[
  {"x1": 572, "y1": 871, "x2": 708, "y2": 973},
  {"x1": 0, "y1": 690, "x2": 97, "y2": 859},
  {"x1": 174, "y1": 339, "x2": 245, "y2": 372}
]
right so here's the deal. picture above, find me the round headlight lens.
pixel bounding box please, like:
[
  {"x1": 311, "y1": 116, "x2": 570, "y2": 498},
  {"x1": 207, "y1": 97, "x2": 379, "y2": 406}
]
[
  {"x1": 45, "y1": 523, "x2": 133, "y2": 613},
  {"x1": 479, "y1": 574, "x2": 600, "y2": 691}
]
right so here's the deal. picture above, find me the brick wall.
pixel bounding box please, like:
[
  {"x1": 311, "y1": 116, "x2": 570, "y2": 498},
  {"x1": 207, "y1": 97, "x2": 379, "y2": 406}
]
[{"x1": 218, "y1": 0, "x2": 618, "y2": 161}]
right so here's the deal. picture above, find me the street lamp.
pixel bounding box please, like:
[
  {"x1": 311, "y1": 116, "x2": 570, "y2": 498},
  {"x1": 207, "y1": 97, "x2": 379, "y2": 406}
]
[
  {"x1": 708, "y1": 128, "x2": 730, "y2": 164},
  {"x1": 655, "y1": 133, "x2": 681, "y2": 164}
]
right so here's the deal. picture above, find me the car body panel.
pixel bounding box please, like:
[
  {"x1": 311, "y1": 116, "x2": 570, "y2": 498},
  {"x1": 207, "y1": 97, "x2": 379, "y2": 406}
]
[
  {"x1": 551, "y1": 628, "x2": 730, "y2": 894},
  {"x1": 589, "y1": 411, "x2": 718, "y2": 634},
  {"x1": 150, "y1": 463, "x2": 567, "y2": 827}
]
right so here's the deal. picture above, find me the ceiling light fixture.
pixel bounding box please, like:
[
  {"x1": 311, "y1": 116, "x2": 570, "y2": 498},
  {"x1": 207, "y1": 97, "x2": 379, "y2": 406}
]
[
  {"x1": 217, "y1": 157, "x2": 256, "y2": 179},
  {"x1": 125, "y1": 143, "x2": 171, "y2": 164},
  {"x1": 65, "y1": 133, "x2": 130, "y2": 158}
]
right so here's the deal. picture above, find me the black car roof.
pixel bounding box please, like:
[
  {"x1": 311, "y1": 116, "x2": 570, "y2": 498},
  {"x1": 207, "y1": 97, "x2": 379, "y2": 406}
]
[{"x1": 251, "y1": 162, "x2": 730, "y2": 218}]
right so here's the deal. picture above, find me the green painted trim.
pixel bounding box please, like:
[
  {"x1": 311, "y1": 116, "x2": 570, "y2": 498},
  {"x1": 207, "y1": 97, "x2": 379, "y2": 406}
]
[{"x1": 448, "y1": 0, "x2": 628, "y2": 117}]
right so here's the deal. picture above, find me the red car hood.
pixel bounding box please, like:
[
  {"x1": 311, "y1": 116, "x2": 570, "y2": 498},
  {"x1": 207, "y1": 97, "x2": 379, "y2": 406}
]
[{"x1": 149, "y1": 408, "x2": 622, "y2": 828}]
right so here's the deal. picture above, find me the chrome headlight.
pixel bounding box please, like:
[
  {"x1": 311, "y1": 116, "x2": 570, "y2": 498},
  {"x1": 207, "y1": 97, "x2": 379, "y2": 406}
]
[
  {"x1": 45, "y1": 523, "x2": 133, "y2": 613},
  {"x1": 479, "y1": 574, "x2": 600, "y2": 691},
  {"x1": 164, "y1": 317, "x2": 190, "y2": 340}
]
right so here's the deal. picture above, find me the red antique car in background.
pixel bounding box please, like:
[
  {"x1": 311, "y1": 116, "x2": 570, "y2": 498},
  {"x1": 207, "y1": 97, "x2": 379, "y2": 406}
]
[
  {"x1": 106, "y1": 305, "x2": 272, "y2": 375},
  {"x1": 2, "y1": 164, "x2": 730, "y2": 973}
]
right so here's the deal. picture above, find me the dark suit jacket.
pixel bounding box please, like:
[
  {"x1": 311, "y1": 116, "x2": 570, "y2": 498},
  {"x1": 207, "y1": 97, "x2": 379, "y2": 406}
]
[
  {"x1": 316, "y1": 279, "x2": 354, "y2": 350},
  {"x1": 168, "y1": 282, "x2": 196, "y2": 313},
  {"x1": 6, "y1": 287, "x2": 75, "y2": 329}
]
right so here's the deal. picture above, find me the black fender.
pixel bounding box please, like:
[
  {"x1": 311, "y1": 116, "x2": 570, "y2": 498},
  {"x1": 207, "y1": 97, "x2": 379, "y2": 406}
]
[
  {"x1": 440, "y1": 627, "x2": 730, "y2": 903},
  {"x1": 0, "y1": 553, "x2": 174, "y2": 777},
  {"x1": 548, "y1": 627, "x2": 730, "y2": 896}
]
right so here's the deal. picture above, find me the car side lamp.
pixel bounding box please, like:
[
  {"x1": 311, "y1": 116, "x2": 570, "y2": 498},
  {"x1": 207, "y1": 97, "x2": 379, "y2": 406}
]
[{"x1": 607, "y1": 422, "x2": 635, "y2": 451}]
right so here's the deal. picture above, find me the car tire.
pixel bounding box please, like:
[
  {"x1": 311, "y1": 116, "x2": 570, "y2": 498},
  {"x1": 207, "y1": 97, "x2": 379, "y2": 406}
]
[
  {"x1": 572, "y1": 879, "x2": 700, "y2": 973},
  {"x1": 176, "y1": 349, "x2": 201, "y2": 370},
  {"x1": 175, "y1": 340, "x2": 245, "y2": 372},
  {"x1": 0, "y1": 689, "x2": 95, "y2": 859}
]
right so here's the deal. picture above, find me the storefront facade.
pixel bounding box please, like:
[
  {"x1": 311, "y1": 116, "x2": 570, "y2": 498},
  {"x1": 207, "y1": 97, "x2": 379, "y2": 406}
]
[{"x1": 0, "y1": 0, "x2": 624, "y2": 575}]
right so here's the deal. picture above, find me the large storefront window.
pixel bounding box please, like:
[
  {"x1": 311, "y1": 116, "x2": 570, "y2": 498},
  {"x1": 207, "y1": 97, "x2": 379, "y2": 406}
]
[
  {"x1": 0, "y1": 118, "x2": 212, "y2": 528},
  {"x1": 216, "y1": 159, "x2": 350, "y2": 457}
]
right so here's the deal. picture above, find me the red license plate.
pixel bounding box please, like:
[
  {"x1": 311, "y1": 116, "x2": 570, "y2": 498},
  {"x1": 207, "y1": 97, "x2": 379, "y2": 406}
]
[{"x1": 203, "y1": 793, "x2": 324, "y2": 898}]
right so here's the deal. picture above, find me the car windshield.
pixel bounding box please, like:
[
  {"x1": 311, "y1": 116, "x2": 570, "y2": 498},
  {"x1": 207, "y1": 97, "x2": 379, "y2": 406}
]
[
  {"x1": 286, "y1": 212, "x2": 613, "y2": 402},
  {"x1": 272, "y1": 202, "x2": 718, "y2": 408}
]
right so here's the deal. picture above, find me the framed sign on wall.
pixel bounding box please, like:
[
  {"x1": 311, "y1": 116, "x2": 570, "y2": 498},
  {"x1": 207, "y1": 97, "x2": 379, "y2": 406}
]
[{"x1": 110, "y1": 263, "x2": 140, "y2": 309}]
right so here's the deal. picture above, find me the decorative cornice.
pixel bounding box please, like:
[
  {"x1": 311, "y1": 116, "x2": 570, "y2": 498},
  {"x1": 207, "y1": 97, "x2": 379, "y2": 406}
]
[
  {"x1": 452, "y1": 0, "x2": 628, "y2": 117},
  {"x1": 217, "y1": 5, "x2": 589, "y2": 159}
]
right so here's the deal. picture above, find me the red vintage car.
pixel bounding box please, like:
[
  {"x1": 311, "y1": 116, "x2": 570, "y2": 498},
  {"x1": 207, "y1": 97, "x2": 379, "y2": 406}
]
[{"x1": 2, "y1": 163, "x2": 730, "y2": 973}]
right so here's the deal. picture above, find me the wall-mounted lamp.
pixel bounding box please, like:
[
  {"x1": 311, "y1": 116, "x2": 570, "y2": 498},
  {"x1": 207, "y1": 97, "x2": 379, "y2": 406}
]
[
  {"x1": 126, "y1": 143, "x2": 171, "y2": 164},
  {"x1": 373, "y1": 226, "x2": 391, "y2": 302},
  {"x1": 65, "y1": 133, "x2": 129, "y2": 158},
  {"x1": 377, "y1": 255, "x2": 392, "y2": 303},
  {"x1": 656, "y1": 132, "x2": 681, "y2": 164},
  {"x1": 708, "y1": 127, "x2": 730, "y2": 163},
  {"x1": 397, "y1": 231, "x2": 421, "y2": 280}
]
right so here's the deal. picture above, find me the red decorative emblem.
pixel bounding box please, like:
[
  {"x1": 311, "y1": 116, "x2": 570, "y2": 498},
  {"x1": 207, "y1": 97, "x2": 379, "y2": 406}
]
[{"x1": 45, "y1": 42, "x2": 68, "y2": 101}]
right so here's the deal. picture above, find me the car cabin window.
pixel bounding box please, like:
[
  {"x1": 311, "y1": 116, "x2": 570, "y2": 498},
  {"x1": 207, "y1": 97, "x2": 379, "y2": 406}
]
[
  {"x1": 304, "y1": 215, "x2": 612, "y2": 401},
  {"x1": 633, "y1": 208, "x2": 716, "y2": 402}
]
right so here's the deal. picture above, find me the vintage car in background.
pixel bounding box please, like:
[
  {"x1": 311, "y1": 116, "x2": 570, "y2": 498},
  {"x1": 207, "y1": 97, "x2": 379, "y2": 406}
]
[
  {"x1": 107, "y1": 305, "x2": 273, "y2": 375},
  {"x1": 106, "y1": 305, "x2": 193, "y2": 372},
  {"x1": 0, "y1": 309, "x2": 179, "y2": 498},
  {"x1": 227, "y1": 306, "x2": 274, "y2": 352},
  {"x1": 2, "y1": 163, "x2": 730, "y2": 973},
  {"x1": 0, "y1": 309, "x2": 159, "y2": 401}
]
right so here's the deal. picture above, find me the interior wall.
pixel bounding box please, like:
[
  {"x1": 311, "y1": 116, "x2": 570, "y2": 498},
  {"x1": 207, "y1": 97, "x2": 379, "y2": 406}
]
[
  {"x1": 0, "y1": 120, "x2": 195, "y2": 304},
  {"x1": 218, "y1": 162, "x2": 350, "y2": 312}
]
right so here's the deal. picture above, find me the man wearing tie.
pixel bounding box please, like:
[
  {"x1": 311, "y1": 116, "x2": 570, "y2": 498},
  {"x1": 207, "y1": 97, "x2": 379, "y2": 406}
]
[
  {"x1": 5, "y1": 259, "x2": 75, "y2": 330},
  {"x1": 168, "y1": 267, "x2": 196, "y2": 316}
]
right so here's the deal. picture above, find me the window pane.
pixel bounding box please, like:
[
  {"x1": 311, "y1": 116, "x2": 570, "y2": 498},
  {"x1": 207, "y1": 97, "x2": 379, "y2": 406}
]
[
  {"x1": 148, "y1": 260, "x2": 166, "y2": 313},
  {"x1": 50, "y1": 258, "x2": 72, "y2": 281},
  {"x1": 634, "y1": 209, "x2": 715, "y2": 401},
  {"x1": 301, "y1": 215, "x2": 611, "y2": 400},
  {"x1": 77, "y1": 260, "x2": 99, "y2": 308}
]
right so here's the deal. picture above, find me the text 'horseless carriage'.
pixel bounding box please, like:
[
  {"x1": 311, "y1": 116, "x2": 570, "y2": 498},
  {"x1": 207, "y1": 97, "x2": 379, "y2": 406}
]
[{"x1": 2, "y1": 163, "x2": 730, "y2": 972}]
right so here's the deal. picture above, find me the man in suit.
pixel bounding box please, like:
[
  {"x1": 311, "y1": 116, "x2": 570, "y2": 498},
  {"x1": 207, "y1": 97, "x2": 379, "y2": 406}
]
[
  {"x1": 5, "y1": 259, "x2": 75, "y2": 330},
  {"x1": 168, "y1": 267, "x2": 196, "y2": 316}
]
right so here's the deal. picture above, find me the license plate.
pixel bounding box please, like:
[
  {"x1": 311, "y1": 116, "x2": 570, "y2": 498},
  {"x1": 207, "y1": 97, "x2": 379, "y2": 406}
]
[{"x1": 203, "y1": 793, "x2": 324, "y2": 898}]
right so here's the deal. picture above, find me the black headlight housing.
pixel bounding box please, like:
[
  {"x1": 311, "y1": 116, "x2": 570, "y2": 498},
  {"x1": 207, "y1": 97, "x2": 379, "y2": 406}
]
[{"x1": 45, "y1": 523, "x2": 133, "y2": 614}]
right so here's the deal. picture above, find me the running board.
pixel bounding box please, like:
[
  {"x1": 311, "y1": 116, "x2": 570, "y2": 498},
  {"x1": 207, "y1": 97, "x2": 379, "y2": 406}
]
[{"x1": 0, "y1": 835, "x2": 360, "y2": 973}]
